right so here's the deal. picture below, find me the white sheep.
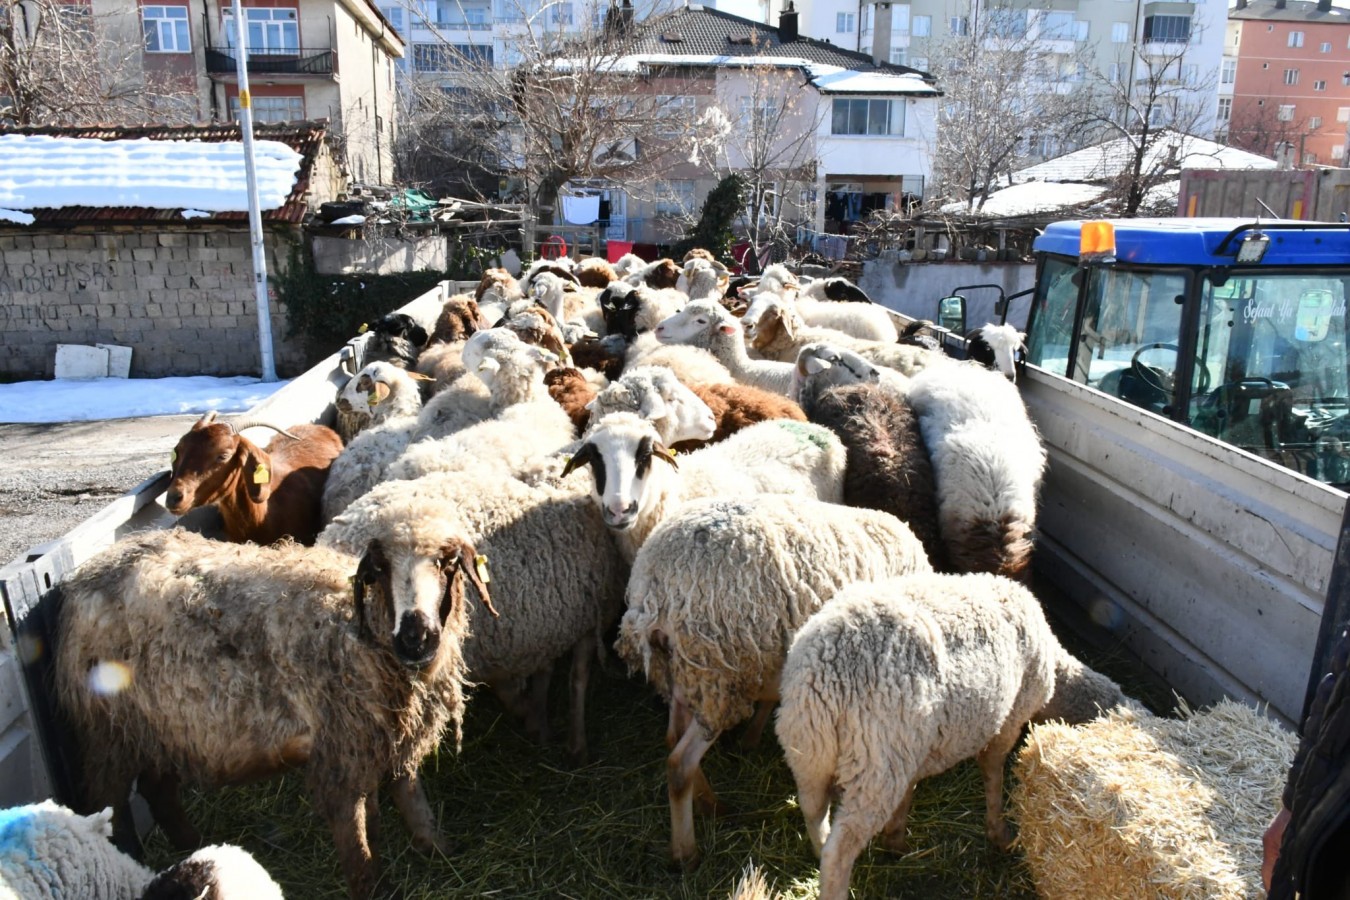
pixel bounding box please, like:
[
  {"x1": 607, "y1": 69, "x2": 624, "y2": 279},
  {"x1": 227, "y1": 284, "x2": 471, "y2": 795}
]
[
  {"x1": 564, "y1": 413, "x2": 846, "y2": 563},
  {"x1": 335, "y1": 361, "x2": 427, "y2": 438},
  {"x1": 775, "y1": 572, "x2": 1123, "y2": 900},
  {"x1": 677, "y1": 256, "x2": 728, "y2": 301},
  {"x1": 320, "y1": 470, "x2": 625, "y2": 764},
  {"x1": 625, "y1": 332, "x2": 733, "y2": 385},
  {"x1": 412, "y1": 329, "x2": 555, "y2": 442},
  {"x1": 141, "y1": 844, "x2": 284, "y2": 900},
  {"x1": 611, "y1": 252, "x2": 646, "y2": 279},
  {"x1": 54, "y1": 530, "x2": 492, "y2": 899},
  {"x1": 615, "y1": 494, "x2": 932, "y2": 866},
  {"x1": 744, "y1": 288, "x2": 897, "y2": 343},
  {"x1": 966, "y1": 322, "x2": 1025, "y2": 381},
  {"x1": 749, "y1": 296, "x2": 945, "y2": 376},
  {"x1": 321, "y1": 416, "x2": 421, "y2": 523},
  {"x1": 0, "y1": 801, "x2": 152, "y2": 899},
  {"x1": 584, "y1": 365, "x2": 717, "y2": 445},
  {"x1": 655, "y1": 299, "x2": 797, "y2": 396},
  {"x1": 905, "y1": 360, "x2": 1046, "y2": 579},
  {"x1": 527, "y1": 270, "x2": 605, "y2": 335}
]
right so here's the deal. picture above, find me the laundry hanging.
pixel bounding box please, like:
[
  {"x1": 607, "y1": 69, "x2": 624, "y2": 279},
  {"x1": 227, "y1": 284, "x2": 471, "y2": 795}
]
[{"x1": 561, "y1": 195, "x2": 600, "y2": 225}]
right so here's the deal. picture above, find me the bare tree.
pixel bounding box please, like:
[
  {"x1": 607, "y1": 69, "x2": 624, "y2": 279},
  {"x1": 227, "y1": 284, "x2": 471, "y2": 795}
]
[
  {"x1": 926, "y1": 7, "x2": 1094, "y2": 212},
  {"x1": 1071, "y1": 31, "x2": 1219, "y2": 216},
  {"x1": 0, "y1": 0, "x2": 194, "y2": 125},
  {"x1": 1227, "y1": 99, "x2": 1314, "y2": 166}
]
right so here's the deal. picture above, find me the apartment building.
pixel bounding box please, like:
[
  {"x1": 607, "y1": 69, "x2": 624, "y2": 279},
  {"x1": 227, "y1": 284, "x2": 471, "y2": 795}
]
[
  {"x1": 768, "y1": 0, "x2": 1228, "y2": 142},
  {"x1": 1225, "y1": 0, "x2": 1350, "y2": 166},
  {"x1": 10, "y1": 0, "x2": 404, "y2": 181}
]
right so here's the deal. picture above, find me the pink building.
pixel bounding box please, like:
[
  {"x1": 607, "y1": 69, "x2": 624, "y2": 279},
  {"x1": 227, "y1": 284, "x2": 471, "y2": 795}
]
[{"x1": 1227, "y1": 0, "x2": 1350, "y2": 166}]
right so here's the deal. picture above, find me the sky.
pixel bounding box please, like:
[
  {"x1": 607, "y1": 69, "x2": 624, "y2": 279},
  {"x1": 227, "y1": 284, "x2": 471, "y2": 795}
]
[{"x1": 0, "y1": 376, "x2": 290, "y2": 424}]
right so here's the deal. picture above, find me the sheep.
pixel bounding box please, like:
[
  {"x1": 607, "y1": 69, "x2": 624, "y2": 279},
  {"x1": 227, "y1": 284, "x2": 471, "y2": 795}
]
[
  {"x1": 744, "y1": 288, "x2": 897, "y2": 344},
  {"x1": 0, "y1": 801, "x2": 153, "y2": 899},
  {"x1": 905, "y1": 361, "x2": 1047, "y2": 580},
  {"x1": 615, "y1": 495, "x2": 932, "y2": 866},
  {"x1": 581, "y1": 366, "x2": 717, "y2": 445},
  {"x1": 748, "y1": 296, "x2": 945, "y2": 376},
  {"x1": 622, "y1": 257, "x2": 682, "y2": 289},
  {"x1": 775, "y1": 573, "x2": 1123, "y2": 900},
  {"x1": 965, "y1": 322, "x2": 1025, "y2": 381},
  {"x1": 321, "y1": 416, "x2": 421, "y2": 524},
  {"x1": 673, "y1": 380, "x2": 808, "y2": 453},
  {"x1": 678, "y1": 256, "x2": 729, "y2": 301},
  {"x1": 563, "y1": 413, "x2": 846, "y2": 564},
  {"x1": 414, "y1": 339, "x2": 470, "y2": 395},
  {"x1": 320, "y1": 470, "x2": 625, "y2": 765},
  {"x1": 527, "y1": 271, "x2": 604, "y2": 335},
  {"x1": 612, "y1": 252, "x2": 646, "y2": 279},
  {"x1": 335, "y1": 361, "x2": 428, "y2": 439},
  {"x1": 576, "y1": 256, "x2": 618, "y2": 288},
  {"x1": 792, "y1": 342, "x2": 908, "y2": 402},
  {"x1": 655, "y1": 299, "x2": 797, "y2": 396},
  {"x1": 165, "y1": 412, "x2": 343, "y2": 546},
  {"x1": 625, "y1": 332, "x2": 734, "y2": 386},
  {"x1": 474, "y1": 268, "x2": 523, "y2": 326},
  {"x1": 140, "y1": 844, "x2": 284, "y2": 900},
  {"x1": 567, "y1": 333, "x2": 627, "y2": 381},
  {"x1": 599, "y1": 280, "x2": 685, "y2": 342},
  {"x1": 362, "y1": 312, "x2": 431, "y2": 369},
  {"x1": 546, "y1": 366, "x2": 601, "y2": 436},
  {"x1": 411, "y1": 329, "x2": 552, "y2": 442},
  {"x1": 800, "y1": 382, "x2": 945, "y2": 569},
  {"x1": 798, "y1": 275, "x2": 871, "y2": 303},
  {"x1": 53, "y1": 529, "x2": 493, "y2": 899},
  {"x1": 430, "y1": 293, "x2": 487, "y2": 344},
  {"x1": 897, "y1": 319, "x2": 942, "y2": 351}
]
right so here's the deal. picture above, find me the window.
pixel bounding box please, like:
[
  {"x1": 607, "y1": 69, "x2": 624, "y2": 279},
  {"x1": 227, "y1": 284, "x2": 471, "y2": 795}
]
[
  {"x1": 1321, "y1": 41, "x2": 1332, "y2": 52},
  {"x1": 889, "y1": 47, "x2": 906, "y2": 66},
  {"x1": 1040, "y1": 11, "x2": 1075, "y2": 40},
  {"x1": 893, "y1": 4, "x2": 909, "y2": 36},
  {"x1": 1278, "y1": 104, "x2": 1295, "y2": 122},
  {"x1": 142, "y1": 5, "x2": 189, "y2": 53},
  {"x1": 1026, "y1": 134, "x2": 1058, "y2": 158},
  {"x1": 831, "y1": 98, "x2": 904, "y2": 136},
  {"x1": 379, "y1": 5, "x2": 403, "y2": 31},
  {"x1": 413, "y1": 42, "x2": 491, "y2": 69},
  {"x1": 1304, "y1": 152, "x2": 1317, "y2": 165},
  {"x1": 229, "y1": 94, "x2": 304, "y2": 123},
  {"x1": 1218, "y1": 97, "x2": 1232, "y2": 122},
  {"x1": 1143, "y1": 14, "x2": 1190, "y2": 43},
  {"x1": 1335, "y1": 144, "x2": 1346, "y2": 160},
  {"x1": 910, "y1": 55, "x2": 928, "y2": 70},
  {"x1": 1285, "y1": 68, "x2": 1300, "y2": 85},
  {"x1": 1311, "y1": 115, "x2": 1323, "y2": 129},
  {"x1": 988, "y1": 9, "x2": 1027, "y2": 39},
  {"x1": 912, "y1": 15, "x2": 930, "y2": 36},
  {"x1": 655, "y1": 94, "x2": 695, "y2": 136},
  {"x1": 1288, "y1": 30, "x2": 1304, "y2": 47},
  {"x1": 1221, "y1": 58, "x2": 1236, "y2": 84},
  {"x1": 835, "y1": 12, "x2": 853, "y2": 33},
  {"x1": 949, "y1": 15, "x2": 967, "y2": 36},
  {"x1": 1109, "y1": 62, "x2": 1124, "y2": 83},
  {"x1": 1316, "y1": 80, "x2": 1326, "y2": 91},
  {"x1": 655, "y1": 180, "x2": 695, "y2": 216},
  {"x1": 738, "y1": 95, "x2": 780, "y2": 130},
  {"x1": 550, "y1": 2, "x2": 572, "y2": 24},
  {"x1": 1184, "y1": 64, "x2": 1198, "y2": 84},
  {"x1": 223, "y1": 7, "x2": 299, "y2": 54},
  {"x1": 1112, "y1": 22, "x2": 1130, "y2": 43}
]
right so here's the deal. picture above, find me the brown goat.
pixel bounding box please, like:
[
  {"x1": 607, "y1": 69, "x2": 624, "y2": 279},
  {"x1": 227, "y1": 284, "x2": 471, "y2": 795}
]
[
  {"x1": 166, "y1": 412, "x2": 343, "y2": 545},
  {"x1": 545, "y1": 367, "x2": 599, "y2": 437},
  {"x1": 670, "y1": 382, "x2": 808, "y2": 452},
  {"x1": 431, "y1": 294, "x2": 487, "y2": 344}
]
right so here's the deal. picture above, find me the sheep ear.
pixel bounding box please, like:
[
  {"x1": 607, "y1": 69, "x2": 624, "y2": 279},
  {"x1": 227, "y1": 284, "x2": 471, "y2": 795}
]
[
  {"x1": 453, "y1": 540, "x2": 497, "y2": 619},
  {"x1": 561, "y1": 443, "x2": 597, "y2": 478},
  {"x1": 639, "y1": 392, "x2": 668, "y2": 422},
  {"x1": 718, "y1": 324, "x2": 737, "y2": 335},
  {"x1": 652, "y1": 443, "x2": 678, "y2": 470},
  {"x1": 368, "y1": 382, "x2": 392, "y2": 406},
  {"x1": 803, "y1": 356, "x2": 833, "y2": 375},
  {"x1": 352, "y1": 543, "x2": 383, "y2": 643},
  {"x1": 243, "y1": 444, "x2": 274, "y2": 503},
  {"x1": 477, "y1": 357, "x2": 501, "y2": 377}
]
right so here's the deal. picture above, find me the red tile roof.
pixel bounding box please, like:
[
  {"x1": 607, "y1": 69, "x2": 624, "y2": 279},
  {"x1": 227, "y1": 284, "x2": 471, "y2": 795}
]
[{"x1": 0, "y1": 120, "x2": 329, "y2": 226}]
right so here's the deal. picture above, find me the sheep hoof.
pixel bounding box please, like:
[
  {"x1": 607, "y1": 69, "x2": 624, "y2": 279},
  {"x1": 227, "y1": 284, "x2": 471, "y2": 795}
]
[
  {"x1": 987, "y1": 822, "x2": 1014, "y2": 851},
  {"x1": 669, "y1": 850, "x2": 702, "y2": 873},
  {"x1": 878, "y1": 831, "x2": 910, "y2": 854},
  {"x1": 413, "y1": 833, "x2": 456, "y2": 857}
]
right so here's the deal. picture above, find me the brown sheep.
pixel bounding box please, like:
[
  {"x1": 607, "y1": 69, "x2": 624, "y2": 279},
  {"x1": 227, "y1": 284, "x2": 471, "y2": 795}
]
[
  {"x1": 576, "y1": 257, "x2": 618, "y2": 288},
  {"x1": 683, "y1": 248, "x2": 716, "y2": 263},
  {"x1": 669, "y1": 381, "x2": 808, "y2": 452},
  {"x1": 568, "y1": 335, "x2": 626, "y2": 381},
  {"x1": 431, "y1": 294, "x2": 487, "y2": 344},
  {"x1": 545, "y1": 367, "x2": 599, "y2": 436},
  {"x1": 54, "y1": 529, "x2": 493, "y2": 900},
  {"x1": 474, "y1": 267, "x2": 521, "y2": 304},
  {"x1": 165, "y1": 412, "x2": 343, "y2": 545}
]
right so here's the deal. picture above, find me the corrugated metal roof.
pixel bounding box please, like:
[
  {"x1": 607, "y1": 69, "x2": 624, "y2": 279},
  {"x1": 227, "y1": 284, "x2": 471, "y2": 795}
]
[
  {"x1": 1230, "y1": 0, "x2": 1350, "y2": 24},
  {"x1": 0, "y1": 120, "x2": 329, "y2": 226}
]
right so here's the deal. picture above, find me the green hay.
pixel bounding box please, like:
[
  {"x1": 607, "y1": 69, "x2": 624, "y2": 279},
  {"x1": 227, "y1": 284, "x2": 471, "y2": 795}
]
[{"x1": 140, "y1": 662, "x2": 1042, "y2": 899}]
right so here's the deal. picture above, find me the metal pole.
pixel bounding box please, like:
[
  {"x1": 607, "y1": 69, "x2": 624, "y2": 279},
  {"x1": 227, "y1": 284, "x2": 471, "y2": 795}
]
[{"x1": 231, "y1": 0, "x2": 278, "y2": 382}]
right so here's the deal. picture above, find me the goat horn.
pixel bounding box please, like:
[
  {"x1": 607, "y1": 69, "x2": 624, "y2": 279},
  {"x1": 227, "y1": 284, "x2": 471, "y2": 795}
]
[{"x1": 230, "y1": 419, "x2": 301, "y2": 441}]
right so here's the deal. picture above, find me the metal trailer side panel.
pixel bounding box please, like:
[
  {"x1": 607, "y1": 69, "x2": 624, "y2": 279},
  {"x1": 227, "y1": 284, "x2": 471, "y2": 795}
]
[{"x1": 1023, "y1": 365, "x2": 1343, "y2": 724}]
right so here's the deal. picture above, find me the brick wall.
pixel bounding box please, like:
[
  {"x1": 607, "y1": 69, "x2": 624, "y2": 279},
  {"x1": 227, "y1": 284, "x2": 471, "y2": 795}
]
[{"x1": 0, "y1": 229, "x2": 307, "y2": 381}]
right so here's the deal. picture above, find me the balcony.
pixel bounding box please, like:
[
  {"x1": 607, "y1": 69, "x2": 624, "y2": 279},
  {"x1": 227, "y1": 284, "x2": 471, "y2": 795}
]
[
  {"x1": 434, "y1": 18, "x2": 492, "y2": 30},
  {"x1": 205, "y1": 46, "x2": 336, "y2": 77}
]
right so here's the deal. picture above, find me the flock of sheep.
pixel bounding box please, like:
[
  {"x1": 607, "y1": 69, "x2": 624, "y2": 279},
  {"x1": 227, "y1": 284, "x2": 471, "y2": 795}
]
[{"x1": 48, "y1": 250, "x2": 1124, "y2": 900}]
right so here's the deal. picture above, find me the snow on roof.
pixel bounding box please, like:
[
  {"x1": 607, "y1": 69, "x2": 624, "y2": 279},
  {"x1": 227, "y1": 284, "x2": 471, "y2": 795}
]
[
  {"x1": 941, "y1": 182, "x2": 1108, "y2": 218},
  {"x1": 552, "y1": 54, "x2": 938, "y2": 95},
  {"x1": 1012, "y1": 131, "x2": 1276, "y2": 185},
  {"x1": 0, "y1": 134, "x2": 304, "y2": 214}
]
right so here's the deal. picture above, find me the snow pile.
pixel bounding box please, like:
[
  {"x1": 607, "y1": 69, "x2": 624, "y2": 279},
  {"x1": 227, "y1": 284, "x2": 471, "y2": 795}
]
[{"x1": 0, "y1": 375, "x2": 290, "y2": 423}]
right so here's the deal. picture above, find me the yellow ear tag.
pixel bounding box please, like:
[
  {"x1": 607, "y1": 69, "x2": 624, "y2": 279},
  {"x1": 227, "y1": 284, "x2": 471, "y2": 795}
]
[
  {"x1": 169, "y1": 449, "x2": 176, "y2": 464},
  {"x1": 367, "y1": 391, "x2": 381, "y2": 407},
  {"x1": 670, "y1": 448, "x2": 678, "y2": 456},
  {"x1": 357, "y1": 323, "x2": 369, "y2": 334},
  {"x1": 368, "y1": 382, "x2": 391, "y2": 406},
  {"x1": 474, "y1": 554, "x2": 491, "y2": 584},
  {"x1": 253, "y1": 462, "x2": 271, "y2": 485}
]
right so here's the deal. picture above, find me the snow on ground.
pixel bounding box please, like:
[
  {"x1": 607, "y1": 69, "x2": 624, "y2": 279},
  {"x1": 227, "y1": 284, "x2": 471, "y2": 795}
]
[{"x1": 0, "y1": 375, "x2": 290, "y2": 424}]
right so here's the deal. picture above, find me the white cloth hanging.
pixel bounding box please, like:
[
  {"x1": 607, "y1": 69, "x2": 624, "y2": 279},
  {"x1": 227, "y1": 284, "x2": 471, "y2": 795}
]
[{"x1": 561, "y1": 195, "x2": 600, "y2": 225}]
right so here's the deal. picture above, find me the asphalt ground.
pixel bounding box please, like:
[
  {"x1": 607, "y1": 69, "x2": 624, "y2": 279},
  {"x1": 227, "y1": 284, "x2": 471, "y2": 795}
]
[{"x1": 0, "y1": 414, "x2": 196, "y2": 567}]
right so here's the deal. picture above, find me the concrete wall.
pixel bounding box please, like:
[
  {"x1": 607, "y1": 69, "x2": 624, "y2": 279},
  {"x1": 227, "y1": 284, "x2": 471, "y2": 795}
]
[
  {"x1": 0, "y1": 229, "x2": 306, "y2": 381},
  {"x1": 861, "y1": 257, "x2": 1036, "y2": 331},
  {"x1": 312, "y1": 234, "x2": 448, "y2": 274}
]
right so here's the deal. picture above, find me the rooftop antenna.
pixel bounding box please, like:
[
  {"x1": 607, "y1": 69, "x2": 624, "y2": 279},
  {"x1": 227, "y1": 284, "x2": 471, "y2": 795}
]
[{"x1": 1256, "y1": 197, "x2": 1278, "y2": 218}]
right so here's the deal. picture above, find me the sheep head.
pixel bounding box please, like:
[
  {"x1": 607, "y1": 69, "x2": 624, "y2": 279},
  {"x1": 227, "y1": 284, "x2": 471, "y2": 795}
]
[
  {"x1": 354, "y1": 535, "x2": 495, "y2": 673},
  {"x1": 165, "y1": 413, "x2": 278, "y2": 514},
  {"x1": 563, "y1": 412, "x2": 677, "y2": 530},
  {"x1": 792, "y1": 343, "x2": 881, "y2": 405},
  {"x1": 599, "y1": 281, "x2": 643, "y2": 340},
  {"x1": 654, "y1": 300, "x2": 735, "y2": 348},
  {"x1": 587, "y1": 367, "x2": 716, "y2": 445}
]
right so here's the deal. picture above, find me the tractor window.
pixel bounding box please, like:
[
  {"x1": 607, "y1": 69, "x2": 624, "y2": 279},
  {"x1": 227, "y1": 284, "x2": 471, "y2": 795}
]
[
  {"x1": 1076, "y1": 267, "x2": 1188, "y2": 416},
  {"x1": 1024, "y1": 256, "x2": 1080, "y2": 376},
  {"x1": 1190, "y1": 273, "x2": 1350, "y2": 486}
]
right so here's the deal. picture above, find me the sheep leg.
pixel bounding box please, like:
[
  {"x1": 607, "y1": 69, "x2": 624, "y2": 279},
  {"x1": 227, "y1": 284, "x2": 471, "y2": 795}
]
[
  {"x1": 322, "y1": 789, "x2": 380, "y2": 900},
  {"x1": 566, "y1": 636, "x2": 594, "y2": 766},
  {"x1": 666, "y1": 697, "x2": 693, "y2": 749},
  {"x1": 878, "y1": 784, "x2": 916, "y2": 853},
  {"x1": 795, "y1": 768, "x2": 834, "y2": 858},
  {"x1": 364, "y1": 791, "x2": 381, "y2": 859},
  {"x1": 667, "y1": 722, "x2": 718, "y2": 869},
  {"x1": 738, "y1": 700, "x2": 775, "y2": 749},
  {"x1": 977, "y1": 722, "x2": 1022, "y2": 851},
  {"x1": 392, "y1": 772, "x2": 451, "y2": 855},
  {"x1": 138, "y1": 768, "x2": 201, "y2": 851},
  {"x1": 817, "y1": 800, "x2": 881, "y2": 900}
]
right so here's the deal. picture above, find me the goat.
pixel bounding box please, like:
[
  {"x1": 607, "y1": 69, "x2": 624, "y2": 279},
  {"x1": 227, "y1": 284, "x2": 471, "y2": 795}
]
[{"x1": 165, "y1": 411, "x2": 343, "y2": 546}]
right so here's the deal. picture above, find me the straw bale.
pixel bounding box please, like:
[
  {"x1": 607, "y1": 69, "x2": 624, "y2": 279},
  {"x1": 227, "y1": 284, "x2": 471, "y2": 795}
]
[{"x1": 1011, "y1": 699, "x2": 1296, "y2": 899}]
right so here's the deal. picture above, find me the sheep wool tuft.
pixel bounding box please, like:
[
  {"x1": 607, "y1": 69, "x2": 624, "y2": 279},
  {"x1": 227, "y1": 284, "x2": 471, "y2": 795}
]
[
  {"x1": 0, "y1": 802, "x2": 152, "y2": 900},
  {"x1": 140, "y1": 844, "x2": 284, "y2": 900}
]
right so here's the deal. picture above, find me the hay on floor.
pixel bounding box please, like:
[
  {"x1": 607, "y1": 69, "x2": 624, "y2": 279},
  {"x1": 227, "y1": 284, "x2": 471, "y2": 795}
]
[{"x1": 1011, "y1": 699, "x2": 1296, "y2": 899}]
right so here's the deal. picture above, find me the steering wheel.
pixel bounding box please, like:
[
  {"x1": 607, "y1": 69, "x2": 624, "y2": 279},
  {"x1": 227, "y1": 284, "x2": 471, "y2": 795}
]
[{"x1": 1130, "y1": 343, "x2": 1180, "y2": 397}]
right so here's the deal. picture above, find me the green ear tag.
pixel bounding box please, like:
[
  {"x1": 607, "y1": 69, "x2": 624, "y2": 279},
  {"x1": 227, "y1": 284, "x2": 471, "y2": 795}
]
[{"x1": 357, "y1": 322, "x2": 369, "y2": 334}]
